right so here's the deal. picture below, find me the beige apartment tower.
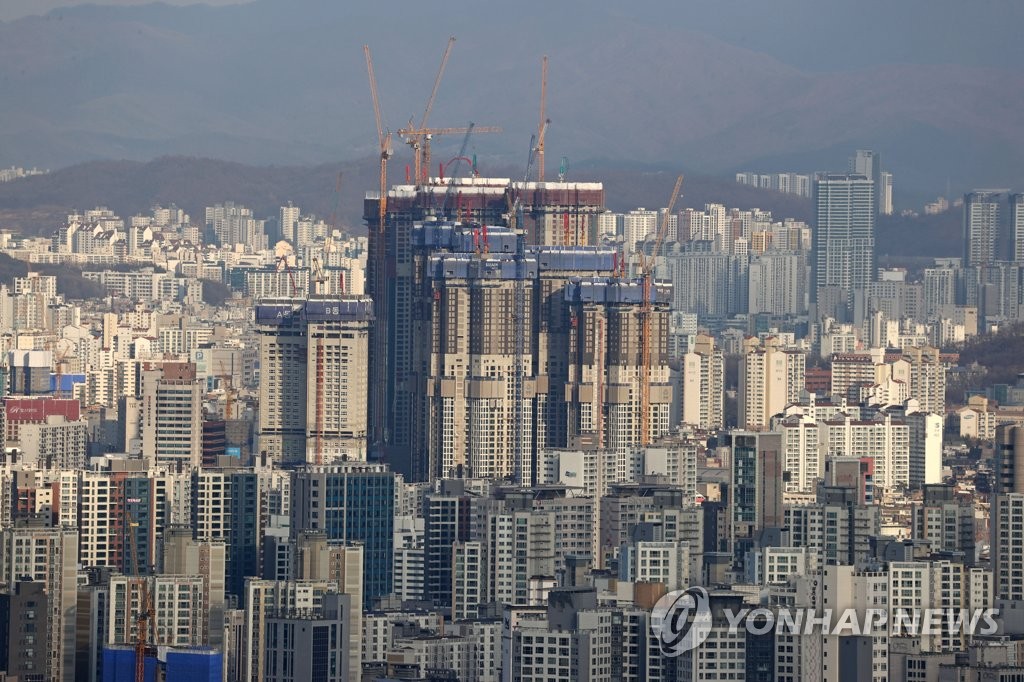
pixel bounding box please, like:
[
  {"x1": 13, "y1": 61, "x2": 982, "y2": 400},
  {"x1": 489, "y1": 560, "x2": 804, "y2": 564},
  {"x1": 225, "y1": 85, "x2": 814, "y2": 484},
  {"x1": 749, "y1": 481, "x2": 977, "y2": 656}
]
[{"x1": 256, "y1": 297, "x2": 372, "y2": 464}]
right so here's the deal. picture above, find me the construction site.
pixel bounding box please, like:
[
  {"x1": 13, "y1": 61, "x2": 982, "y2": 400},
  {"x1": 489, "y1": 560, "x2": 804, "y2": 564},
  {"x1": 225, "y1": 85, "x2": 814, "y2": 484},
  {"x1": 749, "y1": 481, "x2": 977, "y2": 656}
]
[{"x1": 360, "y1": 38, "x2": 683, "y2": 482}]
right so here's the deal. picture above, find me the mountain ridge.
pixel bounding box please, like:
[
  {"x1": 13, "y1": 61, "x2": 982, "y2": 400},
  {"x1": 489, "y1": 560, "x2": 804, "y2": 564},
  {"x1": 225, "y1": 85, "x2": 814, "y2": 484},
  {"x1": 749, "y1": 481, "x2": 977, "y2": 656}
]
[{"x1": 1, "y1": 1, "x2": 1022, "y2": 195}]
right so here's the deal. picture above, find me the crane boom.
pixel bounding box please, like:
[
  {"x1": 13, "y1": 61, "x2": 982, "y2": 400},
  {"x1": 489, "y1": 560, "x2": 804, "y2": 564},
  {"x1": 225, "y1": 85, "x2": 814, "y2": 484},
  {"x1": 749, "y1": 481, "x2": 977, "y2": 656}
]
[
  {"x1": 405, "y1": 36, "x2": 456, "y2": 184},
  {"x1": 364, "y1": 43, "x2": 392, "y2": 454},
  {"x1": 537, "y1": 55, "x2": 548, "y2": 182},
  {"x1": 638, "y1": 174, "x2": 684, "y2": 447},
  {"x1": 442, "y1": 123, "x2": 476, "y2": 218},
  {"x1": 420, "y1": 36, "x2": 455, "y2": 132},
  {"x1": 364, "y1": 46, "x2": 385, "y2": 152}
]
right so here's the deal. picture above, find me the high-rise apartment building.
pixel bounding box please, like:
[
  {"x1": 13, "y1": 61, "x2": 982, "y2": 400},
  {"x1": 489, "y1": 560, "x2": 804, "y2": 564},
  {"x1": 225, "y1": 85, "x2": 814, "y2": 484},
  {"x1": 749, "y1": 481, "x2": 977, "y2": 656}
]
[
  {"x1": 850, "y1": 149, "x2": 883, "y2": 214},
  {"x1": 564, "y1": 278, "x2": 672, "y2": 459},
  {"x1": 0, "y1": 522, "x2": 78, "y2": 681},
  {"x1": 747, "y1": 251, "x2": 808, "y2": 316},
  {"x1": 1013, "y1": 193, "x2": 1024, "y2": 262},
  {"x1": 623, "y1": 208, "x2": 658, "y2": 252},
  {"x1": 679, "y1": 333, "x2": 724, "y2": 430},
  {"x1": 205, "y1": 202, "x2": 266, "y2": 250},
  {"x1": 256, "y1": 297, "x2": 372, "y2": 464},
  {"x1": 964, "y1": 190, "x2": 1009, "y2": 267},
  {"x1": 812, "y1": 173, "x2": 876, "y2": 309},
  {"x1": 738, "y1": 338, "x2": 805, "y2": 431},
  {"x1": 279, "y1": 202, "x2": 300, "y2": 244},
  {"x1": 879, "y1": 171, "x2": 894, "y2": 215},
  {"x1": 731, "y1": 432, "x2": 784, "y2": 563}
]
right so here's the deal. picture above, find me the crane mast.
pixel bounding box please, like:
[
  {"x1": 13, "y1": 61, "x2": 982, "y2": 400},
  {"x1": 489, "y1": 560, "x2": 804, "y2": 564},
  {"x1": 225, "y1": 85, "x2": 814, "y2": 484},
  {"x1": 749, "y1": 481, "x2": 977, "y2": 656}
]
[
  {"x1": 638, "y1": 175, "x2": 684, "y2": 446},
  {"x1": 537, "y1": 56, "x2": 548, "y2": 182},
  {"x1": 127, "y1": 515, "x2": 153, "y2": 682},
  {"x1": 364, "y1": 43, "x2": 392, "y2": 452}
]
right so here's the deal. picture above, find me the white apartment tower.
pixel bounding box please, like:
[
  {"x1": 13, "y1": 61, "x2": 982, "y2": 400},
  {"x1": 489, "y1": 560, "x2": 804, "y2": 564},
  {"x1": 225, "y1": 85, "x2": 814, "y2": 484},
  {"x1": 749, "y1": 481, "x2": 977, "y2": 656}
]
[
  {"x1": 739, "y1": 337, "x2": 806, "y2": 430},
  {"x1": 680, "y1": 333, "x2": 724, "y2": 430}
]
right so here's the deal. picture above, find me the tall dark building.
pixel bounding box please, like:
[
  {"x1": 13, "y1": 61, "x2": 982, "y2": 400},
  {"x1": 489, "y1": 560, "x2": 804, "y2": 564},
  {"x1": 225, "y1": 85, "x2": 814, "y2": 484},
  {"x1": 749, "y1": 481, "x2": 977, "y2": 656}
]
[
  {"x1": 812, "y1": 173, "x2": 876, "y2": 315},
  {"x1": 731, "y1": 431, "x2": 784, "y2": 571},
  {"x1": 291, "y1": 463, "x2": 396, "y2": 601},
  {"x1": 0, "y1": 579, "x2": 50, "y2": 681},
  {"x1": 423, "y1": 480, "x2": 472, "y2": 607}
]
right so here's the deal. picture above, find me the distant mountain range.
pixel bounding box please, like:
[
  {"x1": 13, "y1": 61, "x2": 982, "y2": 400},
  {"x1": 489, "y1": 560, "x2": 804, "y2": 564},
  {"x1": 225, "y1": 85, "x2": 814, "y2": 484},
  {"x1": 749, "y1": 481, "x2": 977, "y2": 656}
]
[
  {"x1": 1, "y1": 0, "x2": 1022, "y2": 197},
  {"x1": 0, "y1": 156, "x2": 960, "y2": 261}
]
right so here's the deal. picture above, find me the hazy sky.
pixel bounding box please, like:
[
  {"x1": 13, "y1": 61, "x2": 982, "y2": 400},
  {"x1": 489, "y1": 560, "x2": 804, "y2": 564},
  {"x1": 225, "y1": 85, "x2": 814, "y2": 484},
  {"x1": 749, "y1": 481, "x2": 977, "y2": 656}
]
[{"x1": 0, "y1": 0, "x2": 249, "y2": 21}]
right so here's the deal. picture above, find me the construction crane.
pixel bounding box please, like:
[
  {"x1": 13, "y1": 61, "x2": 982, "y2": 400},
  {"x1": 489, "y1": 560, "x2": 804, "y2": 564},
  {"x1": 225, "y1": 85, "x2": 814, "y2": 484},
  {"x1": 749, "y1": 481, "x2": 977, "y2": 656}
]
[
  {"x1": 49, "y1": 338, "x2": 72, "y2": 399},
  {"x1": 364, "y1": 44, "x2": 392, "y2": 229},
  {"x1": 127, "y1": 515, "x2": 153, "y2": 682},
  {"x1": 536, "y1": 55, "x2": 549, "y2": 182},
  {"x1": 276, "y1": 255, "x2": 299, "y2": 298},
  {"x1": 398, "y1": 36, "x2": 455, "y2": 184},
  {"x1": 638, "y1": 175, "x2": 684, "y2": 446},
  {"x1": 364, "y1": 43, "x2": 392, "y2": 454},
  {"x1": 311, "y1": 254, "x2": 327, "y2": 297},
  {"x1": 398, "y1": 125, "x2": 502, "y2": 186},
  {"x1": 442, "y1": 123, "x2": 476, "y2": 218}
]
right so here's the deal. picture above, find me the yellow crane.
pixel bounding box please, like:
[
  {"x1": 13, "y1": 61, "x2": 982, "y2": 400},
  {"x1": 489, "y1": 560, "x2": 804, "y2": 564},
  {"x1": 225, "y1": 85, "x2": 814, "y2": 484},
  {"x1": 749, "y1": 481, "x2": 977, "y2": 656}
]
[
  {"x1": 398, "y1": 125, "x2": 503, "y2": 185},
  {"x1": 638, "y1": 175, "x2": 684, "y2": 446},
  {"x1": 401, "y1": 36, "x2": 455, "y2": 184},
  {"x1": 127, "y1": 515, "x2": 153, "y2": 682},
  {"x1": 364, "y1": 44, "x2": 392, "y2": 230}
]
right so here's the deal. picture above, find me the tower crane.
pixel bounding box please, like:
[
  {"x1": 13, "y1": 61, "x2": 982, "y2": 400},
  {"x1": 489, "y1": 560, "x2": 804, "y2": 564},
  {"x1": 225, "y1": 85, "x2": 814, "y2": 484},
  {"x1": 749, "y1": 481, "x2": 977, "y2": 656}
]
[
  {"x1": 311, "y1": 254, "x2": 327, "y2": 297},
  {"x1": 364, "y1": 43, "x2": 393, "y2": 454},
  {"x1": 398, "y1": 126, "x2": 502, "y2": 186},
  {"x1": 127, "y1": 515, "x2": 153, "y2": 682},
  {"x1": 536, "y1": 55, "x2": 549, "y2": 182},
  {"x1": 364, "y1": 44, "x2": 392, "y2": 229},
  {"x1": 401, "y1": 36, "x2": 455, "y2": 184},
  {"x1": 276, "y1": 254, "x2": 299, "y2": 298},
  {"x1": 638, "y1": 174, "x2": 684, "y2": 447}
]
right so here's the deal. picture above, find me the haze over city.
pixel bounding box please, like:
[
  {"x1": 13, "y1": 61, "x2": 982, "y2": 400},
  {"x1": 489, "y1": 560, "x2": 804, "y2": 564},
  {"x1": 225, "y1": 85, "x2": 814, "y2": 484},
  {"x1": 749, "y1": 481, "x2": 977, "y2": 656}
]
[{"x1": 0, "y1": 2, "x2": 1023, "y2": 682}]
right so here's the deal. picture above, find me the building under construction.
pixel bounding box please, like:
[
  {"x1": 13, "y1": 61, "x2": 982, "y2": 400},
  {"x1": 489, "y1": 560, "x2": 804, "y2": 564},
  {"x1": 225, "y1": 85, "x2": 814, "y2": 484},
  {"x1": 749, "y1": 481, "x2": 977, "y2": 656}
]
[
  {"x1": 385, "y1": 216, "x2": 671, "y2": 483},
  {"x1": 364, "y1": 177, "x2": 606, "y2": 477}
]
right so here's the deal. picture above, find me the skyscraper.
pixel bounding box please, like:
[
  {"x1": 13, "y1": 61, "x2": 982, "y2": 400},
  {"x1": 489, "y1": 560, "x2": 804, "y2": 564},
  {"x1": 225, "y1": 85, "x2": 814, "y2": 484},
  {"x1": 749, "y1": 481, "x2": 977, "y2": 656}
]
[
  {"x1": 963, "y1": 190, "x2": 1009, "y2": 267},
  {"x1": 812, "y1": 173, "x2": 876, "y2": 308}
]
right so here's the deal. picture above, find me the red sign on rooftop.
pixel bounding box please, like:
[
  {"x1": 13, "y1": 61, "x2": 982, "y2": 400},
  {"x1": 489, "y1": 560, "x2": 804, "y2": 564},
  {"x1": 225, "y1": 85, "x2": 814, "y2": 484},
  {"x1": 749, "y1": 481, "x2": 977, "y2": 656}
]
[{"x1": 4, "y1": 398, "x2": 81, "y2": 423}]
